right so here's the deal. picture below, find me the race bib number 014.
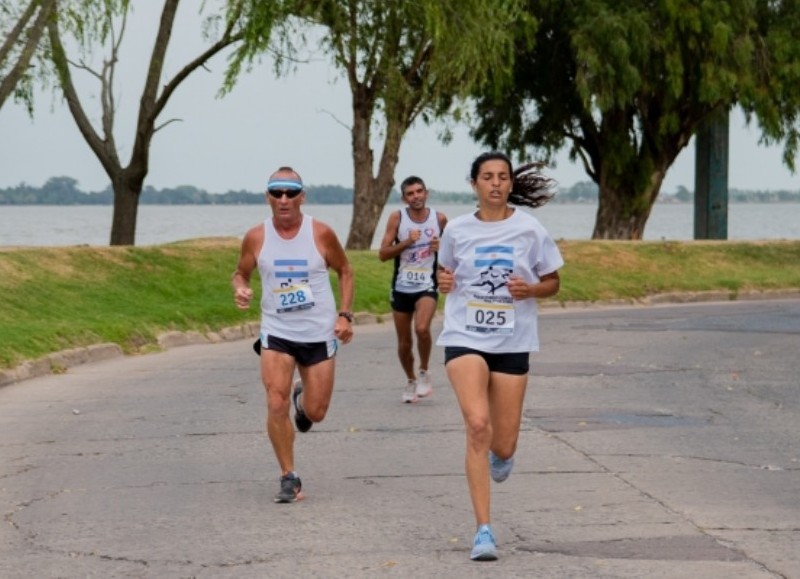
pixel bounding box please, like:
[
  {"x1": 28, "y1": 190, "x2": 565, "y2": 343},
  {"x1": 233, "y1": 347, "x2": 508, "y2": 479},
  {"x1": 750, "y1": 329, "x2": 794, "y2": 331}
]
[
  {"x1": 398, "y1": 266, "x2": 432, "y2": 287},
  {"x1": 465, "y1": 299, "x2": 514, "y2": 335}
]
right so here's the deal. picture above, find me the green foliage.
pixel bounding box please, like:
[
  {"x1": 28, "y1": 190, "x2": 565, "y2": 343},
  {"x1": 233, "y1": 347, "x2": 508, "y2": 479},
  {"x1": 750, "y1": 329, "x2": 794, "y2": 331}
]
[
  {"x1": 472, "y1": 0, "x2": 800, "y2": 238},
  {"x1": 0, "y1": 0, "x2": 59, "y2": 112},
  {"x1": 226, "y1": 0, "x2": 532, "y2": 249},
  {"x1": 221, "y1": 0, "x2": 295, "y2": 88},
  {"x1": 228, "y1": 0, "x2": 530, "y2": 115}
]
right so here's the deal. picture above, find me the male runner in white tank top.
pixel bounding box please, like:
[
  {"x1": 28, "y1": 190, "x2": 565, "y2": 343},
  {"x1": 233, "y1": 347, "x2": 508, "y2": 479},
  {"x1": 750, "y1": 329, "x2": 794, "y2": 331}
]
[
  {"x1": 379, "y1": 176, "x2": 447, "y2": 403},
  {"x1": 232, "y1": 166, "x2": 354, "y2": 504}
]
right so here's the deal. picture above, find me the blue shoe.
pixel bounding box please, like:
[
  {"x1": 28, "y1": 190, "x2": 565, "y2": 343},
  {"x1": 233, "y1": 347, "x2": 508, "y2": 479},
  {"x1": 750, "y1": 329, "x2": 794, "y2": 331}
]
[
  {"x1": 489, "y1": 450, "x2": 514, "y2": 483},
  {"x1": 470, "y1": 524, "x2": 498, "y2": 561}
]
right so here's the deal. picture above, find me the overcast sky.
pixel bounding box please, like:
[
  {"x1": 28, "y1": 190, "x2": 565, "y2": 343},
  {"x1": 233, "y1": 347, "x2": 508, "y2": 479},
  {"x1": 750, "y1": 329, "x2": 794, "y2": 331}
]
[{"x1": 0, "y1": 3, "x2": 797, "y2": 195}]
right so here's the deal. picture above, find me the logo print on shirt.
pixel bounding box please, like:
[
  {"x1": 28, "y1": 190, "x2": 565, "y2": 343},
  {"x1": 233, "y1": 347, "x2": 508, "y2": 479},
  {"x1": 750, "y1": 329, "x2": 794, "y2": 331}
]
[
  {"x1": 470, "y1": 246, "x2": 513, "y2": 294},
  {"x1": 274, "y1": 259, "x2": 309, "y2": 287},
  {"x1": 405, "y1": 227, "x2": 435, "y2": 263}
]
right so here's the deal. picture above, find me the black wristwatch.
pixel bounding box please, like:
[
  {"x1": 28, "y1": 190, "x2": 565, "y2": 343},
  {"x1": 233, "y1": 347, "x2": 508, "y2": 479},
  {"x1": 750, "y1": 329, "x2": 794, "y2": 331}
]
[{"x1": 338, "y1": 311, "x2": 354, "y2": 323}]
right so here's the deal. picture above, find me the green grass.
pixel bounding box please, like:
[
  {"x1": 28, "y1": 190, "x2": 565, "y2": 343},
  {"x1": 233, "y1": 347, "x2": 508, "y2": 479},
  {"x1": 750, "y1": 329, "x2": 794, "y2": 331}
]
[
  {"x1": 1, "y1": 238, "x2": 799, "y2": 369},
  {"x1": 557, "y1": 240, "x2": 800, "y2": 301}
]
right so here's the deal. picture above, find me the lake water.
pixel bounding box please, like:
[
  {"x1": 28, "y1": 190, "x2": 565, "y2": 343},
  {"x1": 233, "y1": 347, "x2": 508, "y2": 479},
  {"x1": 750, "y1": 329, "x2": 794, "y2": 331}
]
[{"x1": 0, "y1": 203, "x2": 798, "y2": 248}]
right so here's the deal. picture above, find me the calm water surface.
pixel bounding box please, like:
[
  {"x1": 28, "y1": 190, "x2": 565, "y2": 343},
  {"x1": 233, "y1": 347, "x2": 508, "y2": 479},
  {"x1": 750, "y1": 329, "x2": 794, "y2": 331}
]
[{"x1": 1, "y1": 203, "x2": 798, "y2": 248}]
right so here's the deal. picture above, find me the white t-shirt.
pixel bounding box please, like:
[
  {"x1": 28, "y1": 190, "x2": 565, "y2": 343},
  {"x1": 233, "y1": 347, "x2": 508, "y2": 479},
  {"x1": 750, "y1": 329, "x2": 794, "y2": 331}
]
[{"x1": 436, "y1": 208, "x2": 563, "y2": 353}]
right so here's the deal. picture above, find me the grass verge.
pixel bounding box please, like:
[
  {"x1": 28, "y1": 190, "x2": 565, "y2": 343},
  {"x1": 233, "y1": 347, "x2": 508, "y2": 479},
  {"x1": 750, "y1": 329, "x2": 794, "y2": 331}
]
[{"x1": 1, "y1": 238, "x2": 799, "y2": 369}]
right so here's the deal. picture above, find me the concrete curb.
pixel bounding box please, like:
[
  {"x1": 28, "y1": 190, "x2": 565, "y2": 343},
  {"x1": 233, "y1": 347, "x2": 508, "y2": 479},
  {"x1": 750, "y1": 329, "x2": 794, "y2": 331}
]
[
  {"x1": 539, "y1": 288, "x2": 800, "y2": 309},
  {"x1": 2, "y1": 289, "x2": 798, "y2": 388},
  {"x1": 0, "y1": 344, "x2": 124, "y2": 388}
]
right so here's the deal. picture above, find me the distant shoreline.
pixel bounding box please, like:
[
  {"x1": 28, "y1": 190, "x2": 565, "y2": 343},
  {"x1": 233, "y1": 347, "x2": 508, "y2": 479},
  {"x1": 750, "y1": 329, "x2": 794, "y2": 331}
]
[{"x1": 2, "y1": 178, "x2": 799, "y2": 206}]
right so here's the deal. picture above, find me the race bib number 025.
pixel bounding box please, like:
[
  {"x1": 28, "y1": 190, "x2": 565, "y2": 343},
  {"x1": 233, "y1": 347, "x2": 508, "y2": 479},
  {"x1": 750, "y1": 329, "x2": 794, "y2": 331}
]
[{"x1": 465, "y1": 298, "x2": 515, "y2": 334}]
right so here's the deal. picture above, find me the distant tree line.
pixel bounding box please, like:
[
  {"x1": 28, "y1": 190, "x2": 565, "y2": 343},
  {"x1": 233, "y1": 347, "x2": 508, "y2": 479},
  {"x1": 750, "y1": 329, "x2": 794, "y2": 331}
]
[
  {"x1": 1, "y1": 176, "x2": 798, "y2": 205},
  {"x1": 0, "y1": 177, "x2": 356, "y2": 205},
  {"x1": 552, "y1": 183, "x2": 800, "y2": 204}
]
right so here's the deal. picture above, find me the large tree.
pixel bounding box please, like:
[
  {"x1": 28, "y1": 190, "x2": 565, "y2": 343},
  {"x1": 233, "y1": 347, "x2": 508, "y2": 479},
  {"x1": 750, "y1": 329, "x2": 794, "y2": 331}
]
[
  {"x1": 46, "y1": 0, "x2": 252, "y2": 245},
  {"x1": 229, "y1": 0, "x2": 529, "y2": 249},
  {"x1": 472, "y1": 0, "x2": 800, "y2": 239},
  {"x1": 0, "y1": 0, "x2": 56, "y2": 110}
]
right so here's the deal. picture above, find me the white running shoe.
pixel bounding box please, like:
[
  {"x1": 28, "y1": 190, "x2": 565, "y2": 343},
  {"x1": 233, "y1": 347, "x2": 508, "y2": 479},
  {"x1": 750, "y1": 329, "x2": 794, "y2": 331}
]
[
  {"x1": 402, "y1": 379, "x2": 418, "y2": 403},
  {"x1": 415, "y1": 369, "x2": 433, "y2": 398}
]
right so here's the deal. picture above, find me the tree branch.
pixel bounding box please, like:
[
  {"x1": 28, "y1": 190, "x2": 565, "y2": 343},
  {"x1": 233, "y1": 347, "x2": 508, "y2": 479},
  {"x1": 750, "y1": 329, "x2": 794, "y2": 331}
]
[
  {"x1": 47, "y1": 14, "x2": 121, "y2": 175},
  {"x1": 0, "y1": 0, "x2": 56, "y2": 109}
]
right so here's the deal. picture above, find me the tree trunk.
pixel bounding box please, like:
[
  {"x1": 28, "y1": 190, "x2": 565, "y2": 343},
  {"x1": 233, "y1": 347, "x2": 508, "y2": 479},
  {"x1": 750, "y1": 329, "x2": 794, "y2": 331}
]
[
  {"x1": 345, "y1": 97, "x2": 403, "y2": 250},
  {"x1": 347, "y1": 164, "x2": 387, "y2": 250},
  {"x1": 592, "y1": 170, "x2": 665, "y2": 240},
  {"x1": 109, "y1": 176, "x2": 142, "y2": 246}
]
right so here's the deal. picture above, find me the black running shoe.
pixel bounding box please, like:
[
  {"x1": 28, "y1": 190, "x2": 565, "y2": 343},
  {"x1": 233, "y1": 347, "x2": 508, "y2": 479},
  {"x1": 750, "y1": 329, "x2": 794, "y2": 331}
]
[
  {"x1": 274, "y1": 472, "x2": 303, "y2": 503},
  {"x1": 292, "y1": 380, "x2": 313, "y2": 433}
]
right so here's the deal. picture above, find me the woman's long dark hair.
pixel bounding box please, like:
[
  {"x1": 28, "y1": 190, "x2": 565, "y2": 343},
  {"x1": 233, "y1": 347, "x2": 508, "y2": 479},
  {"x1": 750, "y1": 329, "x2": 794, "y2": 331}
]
[{"x1": 470, "y1": 151, "x2": 556, "y2": 208}]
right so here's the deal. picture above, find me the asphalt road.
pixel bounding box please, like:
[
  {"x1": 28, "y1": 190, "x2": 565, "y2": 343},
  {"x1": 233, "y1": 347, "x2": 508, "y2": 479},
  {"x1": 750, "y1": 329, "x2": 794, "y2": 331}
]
[{"x1": 1, "y1": 299, "x2": 799, "y2": 578}]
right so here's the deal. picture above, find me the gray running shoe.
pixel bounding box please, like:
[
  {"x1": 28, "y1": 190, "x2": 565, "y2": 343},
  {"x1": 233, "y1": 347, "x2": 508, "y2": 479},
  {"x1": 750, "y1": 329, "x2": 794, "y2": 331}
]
[
  {"x1": 274, "y1": 472, "x2": 303, "y2": 503},
  {"x1": 489, "y1": 450, "x2": 514, "y2": 483},
  {"x1": 470, "y1": 524, "x2": 498, "y2": 561},
  {"x1": 292, "y1": 380, "x2": 313, "y2": 432}
]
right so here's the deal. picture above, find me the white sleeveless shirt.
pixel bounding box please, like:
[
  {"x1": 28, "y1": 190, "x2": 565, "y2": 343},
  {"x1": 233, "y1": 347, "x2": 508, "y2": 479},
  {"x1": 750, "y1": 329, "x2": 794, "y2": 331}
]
[
  {"x1": 392, "y1": 207, "x2": 442, "y2": 293},
  {"x1": 436, "y1": 208, "x2": 563, "y2": 353},
  {"x1": 258, "y1": 216, "x2": 336, "y2": 342}
]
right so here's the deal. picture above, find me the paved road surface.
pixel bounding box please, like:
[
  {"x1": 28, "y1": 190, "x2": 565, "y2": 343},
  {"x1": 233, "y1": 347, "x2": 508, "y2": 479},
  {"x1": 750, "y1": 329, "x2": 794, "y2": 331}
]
[{"x1": 1, "y1": 300, "x2": 799, "y2": 578}]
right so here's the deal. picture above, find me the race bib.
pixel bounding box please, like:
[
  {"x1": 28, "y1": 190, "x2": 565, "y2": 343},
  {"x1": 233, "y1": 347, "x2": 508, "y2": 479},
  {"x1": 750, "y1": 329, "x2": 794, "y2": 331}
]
[
  {"x1": 465, "y1": 297, "x2": 515, "y2": 334},
  {"x1": 398, "y1": 265, "x2": 432, "y2": 287},
  {"x1": 273, "y1": 282, "x2": 315, "y2": 313}
]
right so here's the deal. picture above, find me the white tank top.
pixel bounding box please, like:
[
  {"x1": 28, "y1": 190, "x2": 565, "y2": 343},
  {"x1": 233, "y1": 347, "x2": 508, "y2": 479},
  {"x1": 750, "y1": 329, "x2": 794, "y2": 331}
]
[
  {"x1": 258, "y1": 216, "x2": 336, "y2": 342},
  {"x1": 436, "y1": 208, "x2": 563, "y2": 353},
  {"x1": 392, "y1": 207, "x2": 441, "y2": 293}
]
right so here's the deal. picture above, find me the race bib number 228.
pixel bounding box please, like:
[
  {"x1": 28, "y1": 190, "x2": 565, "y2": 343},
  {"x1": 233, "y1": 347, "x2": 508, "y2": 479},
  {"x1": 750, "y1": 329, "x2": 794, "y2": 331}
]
[{"x1": 273, "y1": 282, "x2": 315, "y2": 313}]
